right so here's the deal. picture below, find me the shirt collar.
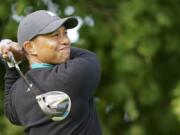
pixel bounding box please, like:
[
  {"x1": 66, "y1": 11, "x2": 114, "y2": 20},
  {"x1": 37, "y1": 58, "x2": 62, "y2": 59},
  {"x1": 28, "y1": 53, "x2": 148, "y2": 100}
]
[{"x1": 31, "y1": 63, "x2": 55, "y2": 69}]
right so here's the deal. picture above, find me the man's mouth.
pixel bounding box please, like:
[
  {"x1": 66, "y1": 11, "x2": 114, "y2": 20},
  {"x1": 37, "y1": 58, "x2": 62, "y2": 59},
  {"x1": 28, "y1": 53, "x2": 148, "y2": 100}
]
[{"x1": 58, "y1": 46, "x2": 70, "y2": 51}]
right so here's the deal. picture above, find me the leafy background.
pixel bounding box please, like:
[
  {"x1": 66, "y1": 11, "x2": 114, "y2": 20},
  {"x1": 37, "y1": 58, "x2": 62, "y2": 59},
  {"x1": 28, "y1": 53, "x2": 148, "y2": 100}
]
[{"x1": 0, "y1": 0, "x2": 180, "y2": 135}]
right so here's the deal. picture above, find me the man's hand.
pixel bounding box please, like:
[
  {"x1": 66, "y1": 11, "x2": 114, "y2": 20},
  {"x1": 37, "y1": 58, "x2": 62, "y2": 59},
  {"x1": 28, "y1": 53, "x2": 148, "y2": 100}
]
[{"x1": 0, "y1": 41, "x2": 25, "y2": 62}]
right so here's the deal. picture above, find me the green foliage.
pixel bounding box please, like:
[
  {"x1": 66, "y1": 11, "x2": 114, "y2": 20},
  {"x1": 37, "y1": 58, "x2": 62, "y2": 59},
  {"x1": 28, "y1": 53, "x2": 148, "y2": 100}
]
[{"x1": 0, "y1": 0, "x2": 180, "y2": 135}]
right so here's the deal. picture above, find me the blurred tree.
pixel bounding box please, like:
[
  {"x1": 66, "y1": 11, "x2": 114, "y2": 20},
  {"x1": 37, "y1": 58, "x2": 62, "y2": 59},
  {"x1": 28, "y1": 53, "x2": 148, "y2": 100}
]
[{"x1": 0, "y1": 0, "x2": 180, "y2": 135}]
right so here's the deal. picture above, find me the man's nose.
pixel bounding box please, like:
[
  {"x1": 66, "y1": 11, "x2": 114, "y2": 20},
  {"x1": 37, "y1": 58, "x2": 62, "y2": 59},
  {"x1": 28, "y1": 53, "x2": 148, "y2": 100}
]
[{"x1": 58, "y1": 34, "x2": 70, "y2": 46}]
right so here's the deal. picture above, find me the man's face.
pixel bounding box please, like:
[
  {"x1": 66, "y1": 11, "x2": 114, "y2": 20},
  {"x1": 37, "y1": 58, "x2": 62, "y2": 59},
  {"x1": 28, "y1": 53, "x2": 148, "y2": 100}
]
[{"x1": 31, "y1": 26, "x2": 71, "y2": 64}]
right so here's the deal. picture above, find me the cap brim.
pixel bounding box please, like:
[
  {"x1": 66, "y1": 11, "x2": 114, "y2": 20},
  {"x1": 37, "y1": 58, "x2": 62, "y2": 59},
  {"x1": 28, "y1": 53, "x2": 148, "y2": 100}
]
[{"x1": 38, "y1": 17, "x2": 78, "y2": 35}]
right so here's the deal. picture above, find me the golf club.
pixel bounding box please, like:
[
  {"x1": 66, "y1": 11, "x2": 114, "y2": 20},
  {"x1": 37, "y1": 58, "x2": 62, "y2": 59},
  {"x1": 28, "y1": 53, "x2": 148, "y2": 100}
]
[{"x1": 0, "y1": 39, "x2": 71, "y2": 121}]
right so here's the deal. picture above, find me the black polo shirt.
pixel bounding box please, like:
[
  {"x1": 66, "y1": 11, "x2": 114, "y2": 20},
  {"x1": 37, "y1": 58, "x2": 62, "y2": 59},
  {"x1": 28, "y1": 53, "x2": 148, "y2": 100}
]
[{"x1": 4, "y1": 47, "x2": 102, "y2": 135}]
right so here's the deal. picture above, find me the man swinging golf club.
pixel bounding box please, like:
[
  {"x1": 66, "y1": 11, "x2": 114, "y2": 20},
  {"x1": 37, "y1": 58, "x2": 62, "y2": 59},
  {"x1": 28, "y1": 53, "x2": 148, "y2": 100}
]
[{"x1": 0, "y1": 10, "x2": 102, "y2": 135}]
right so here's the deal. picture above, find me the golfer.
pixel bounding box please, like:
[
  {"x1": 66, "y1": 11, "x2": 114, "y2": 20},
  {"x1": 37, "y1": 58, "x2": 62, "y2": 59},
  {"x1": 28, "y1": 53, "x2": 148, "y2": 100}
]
[{"x1": 1, "y1": 10, "x2": 102, "y2": 135}]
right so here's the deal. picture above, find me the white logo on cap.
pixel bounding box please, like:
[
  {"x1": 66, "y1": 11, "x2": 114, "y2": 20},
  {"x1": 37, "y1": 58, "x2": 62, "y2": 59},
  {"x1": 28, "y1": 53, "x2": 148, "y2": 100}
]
[{"x1": 46, "y1": 11, "x2": 56, "y2": 17}]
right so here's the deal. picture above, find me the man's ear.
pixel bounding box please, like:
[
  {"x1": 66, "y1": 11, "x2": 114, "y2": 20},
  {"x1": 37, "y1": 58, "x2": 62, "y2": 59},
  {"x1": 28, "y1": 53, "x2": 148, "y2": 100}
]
[{"x1": 23, "y1": 41, "x2": 37, "y2": 56}]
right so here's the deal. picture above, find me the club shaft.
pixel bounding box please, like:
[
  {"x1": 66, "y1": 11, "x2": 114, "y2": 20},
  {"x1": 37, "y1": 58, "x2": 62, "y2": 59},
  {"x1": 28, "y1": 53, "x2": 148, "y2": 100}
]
[{"x1": 9, "y1": 52, "x2": 39, "y2": 96}]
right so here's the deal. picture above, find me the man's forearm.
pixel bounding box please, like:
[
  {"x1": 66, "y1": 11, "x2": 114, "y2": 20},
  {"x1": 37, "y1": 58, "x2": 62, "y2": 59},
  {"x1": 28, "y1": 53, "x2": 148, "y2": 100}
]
[
  {"x1": 4, "y1": 65, "x2": 21, "y2": 125},
  {"x1": 70, "y1": 47, "x2": 96, "y2": 59},
  {"x1": 4, "y1": 66, "x2": 20, "y2": 91}
]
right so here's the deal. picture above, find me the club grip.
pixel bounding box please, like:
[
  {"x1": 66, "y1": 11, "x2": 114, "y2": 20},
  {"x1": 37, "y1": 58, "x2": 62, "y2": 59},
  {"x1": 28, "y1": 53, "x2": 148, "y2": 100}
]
[{"x1": 7, "y1": 52, "x2": 15, "y2": 63}]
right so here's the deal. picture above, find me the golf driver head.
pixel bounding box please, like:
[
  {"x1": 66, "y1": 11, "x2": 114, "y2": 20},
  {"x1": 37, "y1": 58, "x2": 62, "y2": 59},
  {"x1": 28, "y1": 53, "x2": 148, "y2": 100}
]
[{"x1": 36, "y1": 91, "x2": 71, "y2": 121}]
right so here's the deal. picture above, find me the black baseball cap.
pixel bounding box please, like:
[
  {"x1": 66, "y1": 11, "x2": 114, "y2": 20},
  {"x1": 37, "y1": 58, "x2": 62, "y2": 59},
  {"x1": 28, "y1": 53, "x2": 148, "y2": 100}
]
[{"x1": 17, "y1": 10, "x2": 78, "y2": 47}]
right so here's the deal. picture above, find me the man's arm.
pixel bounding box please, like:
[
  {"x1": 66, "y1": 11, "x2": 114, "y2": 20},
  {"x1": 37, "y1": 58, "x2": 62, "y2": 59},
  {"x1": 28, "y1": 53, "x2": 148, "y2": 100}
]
[
  {"x1": 4, "y1": 65, "x2": 21, "y2": 125},
  {"x1": 55, "y1": 47, "x2": 101, "y2": 99},
  {"x1": 0, "y1": 41, "x2": 24, "y2": 125}
]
